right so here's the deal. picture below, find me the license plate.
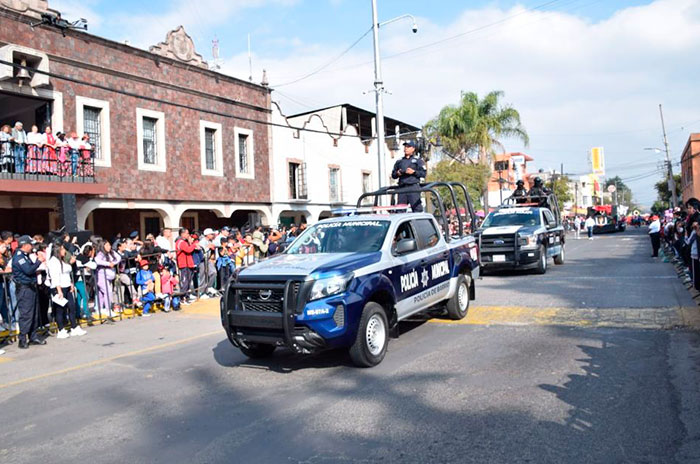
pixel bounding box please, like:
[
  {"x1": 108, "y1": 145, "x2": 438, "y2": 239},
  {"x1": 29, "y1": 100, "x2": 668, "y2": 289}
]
[{"x1": 493, "y1": 255, "x2": 506, "y2": 262}]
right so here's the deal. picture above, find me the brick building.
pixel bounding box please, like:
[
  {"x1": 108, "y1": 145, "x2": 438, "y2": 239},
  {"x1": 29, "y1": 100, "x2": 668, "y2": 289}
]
[
  {"x1": 680, "y1": 133, "x2": 700, "y2": 202},
  {"x1": 0, "y1": 1, "x2": 273, "y2": 239}
]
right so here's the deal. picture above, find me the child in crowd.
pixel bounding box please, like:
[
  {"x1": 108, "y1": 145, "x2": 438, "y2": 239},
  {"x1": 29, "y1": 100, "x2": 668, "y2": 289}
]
[
  {"x1": 135, "y1": 259, "x2": 156, "y2": 317},
  {"x1": 159, "y1": 266, "x2": 179, "y2": 312},
  {"x1": 216, "y1": 246, "x2": 235, "y2": 287}
]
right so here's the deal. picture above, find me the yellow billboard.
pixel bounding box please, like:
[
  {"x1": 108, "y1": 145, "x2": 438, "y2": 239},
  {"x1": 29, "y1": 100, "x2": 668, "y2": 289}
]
[{"x1": 591, "y1": 147, "x2": 605, "y2": 175}]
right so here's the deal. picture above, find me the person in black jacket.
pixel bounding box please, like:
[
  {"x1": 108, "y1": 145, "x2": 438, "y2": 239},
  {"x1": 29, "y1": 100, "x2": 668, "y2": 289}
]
[{"x1": 391, "y1": 141, "x2": 427, "y2": 212}]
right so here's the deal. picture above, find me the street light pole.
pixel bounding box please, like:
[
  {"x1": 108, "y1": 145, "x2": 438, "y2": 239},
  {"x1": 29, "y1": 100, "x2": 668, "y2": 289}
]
[
  {"x1": 371, "y1": 0, "x2": 386, "y2": 192},
  {"x1": 659, "y1": 104, "x2": 678, "y2": 208}
]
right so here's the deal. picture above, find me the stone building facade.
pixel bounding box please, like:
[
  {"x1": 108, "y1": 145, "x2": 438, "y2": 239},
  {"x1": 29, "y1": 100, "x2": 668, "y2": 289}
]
[{"x1": 0, "y1": 1, "x2": 273, "y2": 238}]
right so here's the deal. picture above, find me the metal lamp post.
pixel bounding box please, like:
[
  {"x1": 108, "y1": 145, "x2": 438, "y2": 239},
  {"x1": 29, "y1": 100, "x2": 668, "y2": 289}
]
[{"x1": 370, "y1": 0, "x2": 417, "y2": 191}]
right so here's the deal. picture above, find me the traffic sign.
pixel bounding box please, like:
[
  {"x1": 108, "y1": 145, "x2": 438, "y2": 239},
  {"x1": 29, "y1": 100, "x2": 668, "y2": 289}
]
[
  {"x1": 633, "y1": 210, "x2": 640, "y2": 217},
  {"x1": 607, "y1": 184, "x2": 616, "y2": 193}
]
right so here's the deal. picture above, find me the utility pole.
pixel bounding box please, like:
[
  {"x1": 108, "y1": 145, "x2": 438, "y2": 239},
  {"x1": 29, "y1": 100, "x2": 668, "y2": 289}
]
[
  {"x1": 371, "y1": 0, "x2": 386, "y2": 192},
  {"x1": 659, "y1": 104, "x2": 678, "y2": 208}
]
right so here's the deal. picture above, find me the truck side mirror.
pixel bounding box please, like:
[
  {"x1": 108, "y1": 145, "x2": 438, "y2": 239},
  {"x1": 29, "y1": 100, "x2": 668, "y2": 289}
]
[{"x1": 395, "y1": 238, "x2": 417, "y2": 255}]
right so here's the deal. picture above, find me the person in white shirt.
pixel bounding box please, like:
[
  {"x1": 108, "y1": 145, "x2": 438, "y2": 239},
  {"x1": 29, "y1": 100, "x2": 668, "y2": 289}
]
[
  {"x1": 66, "y1": 131, "x2": 82, "y2": 176},
  {"x1": 648, "y1": 215, "x2": 661, "y2": 258},
  {"x1": 573, "y1": 216, "x2": 582, "y2": 240},
  {"x1": 47, "y1": 242, "x2": 86, "y2": 339},
  {"x1": 584, "y1": 215, "x2": 596, "y2": 240},
  {"x1": 25, "y1": 124, "x2": 45, "y2": 174},
  {"x1": 155, "y1": 227, "x2": 173, "y2": 252}
]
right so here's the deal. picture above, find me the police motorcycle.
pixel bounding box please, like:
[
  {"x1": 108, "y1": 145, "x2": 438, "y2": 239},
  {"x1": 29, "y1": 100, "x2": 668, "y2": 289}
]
[
  {"x1": 477, "y1": 189, "x2": 565, "y2": 274},
  {"x1": 220, "y1": 182, "x2": 480, "y2": 367}
]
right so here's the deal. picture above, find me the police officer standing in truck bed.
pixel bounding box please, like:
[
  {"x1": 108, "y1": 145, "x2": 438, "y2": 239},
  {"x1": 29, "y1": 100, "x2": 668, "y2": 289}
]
[
  {"x1": 12, "y1": 235, "x2": 46, "y2": 349},
  {"x1": 391, "y1": 140, "x2": 427, "y2": 212}
]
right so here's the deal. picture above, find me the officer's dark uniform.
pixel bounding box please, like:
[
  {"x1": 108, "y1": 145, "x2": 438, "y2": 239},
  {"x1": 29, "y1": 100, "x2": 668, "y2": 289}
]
[
  {"x1": 528, "y1": 178, "x2": 551, "y2": 208},
  {"x1": 12, "y1": 237, "x2": 43, "y2": 346},
  {"x1": 512, "y1": 180, "x2": 528, "y2": 204},
  {"x1": 391, "y1": 143, "x2": 427, "y2": 212}
]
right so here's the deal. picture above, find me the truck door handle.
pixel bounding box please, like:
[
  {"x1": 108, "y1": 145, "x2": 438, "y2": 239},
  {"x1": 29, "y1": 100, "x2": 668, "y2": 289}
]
[
  {"x1": 420, "y1": 259, "x2": 428, "y2": 266},
  {"x1": 441, "y1": 252, "x2": 449, "y2": 259}
]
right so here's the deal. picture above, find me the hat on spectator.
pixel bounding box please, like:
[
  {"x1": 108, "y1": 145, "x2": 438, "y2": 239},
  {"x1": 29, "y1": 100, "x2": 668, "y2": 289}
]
[
  {"x1": 139, "y1": 259, "x2": 149, "y2": 267},
  {"x1": 17, "y1": 235, "x2": 33, "y2": 247},
  {"x1": 129, "y1": 230, "x2": 139, "y2": 239},
  {"x1": 203, "y1": 228, "x2": 215, "y2": 236},
  {"x1": 222, "y1": 226, "x2": 231, "y2": 232},
  {"x1": 252, "y1": 230, "x2": 269, "y2": 253}
]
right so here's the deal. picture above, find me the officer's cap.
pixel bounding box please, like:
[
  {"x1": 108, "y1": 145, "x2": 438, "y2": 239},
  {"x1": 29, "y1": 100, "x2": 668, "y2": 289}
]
[
  {"x1": 17, "y1": 235, "x2": 33, "y2": 247},
  {"x1": 403, "y1": 140, "x2": 417, "y2": 148},
  {"x1": 129, "y1": 230, "x2": 139, "y2": 239}
]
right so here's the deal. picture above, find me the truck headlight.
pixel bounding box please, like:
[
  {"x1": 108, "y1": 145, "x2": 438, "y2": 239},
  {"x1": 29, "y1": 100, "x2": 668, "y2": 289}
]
[
  {"x1": 519, "y1": 234, "x2": 538, "y2": 249},
  {"x1": 308, "y1": 272, "x2": 354, "y2": 301}
]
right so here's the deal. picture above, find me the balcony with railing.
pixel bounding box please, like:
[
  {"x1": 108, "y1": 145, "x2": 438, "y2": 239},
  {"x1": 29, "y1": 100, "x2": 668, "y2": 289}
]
[{"x1": 0, "y1": 141, "x2": 107, "y2": 194}]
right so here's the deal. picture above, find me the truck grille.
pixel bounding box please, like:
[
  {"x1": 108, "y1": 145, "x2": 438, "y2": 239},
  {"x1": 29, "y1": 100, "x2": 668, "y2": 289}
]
[
  {"x1": 237, "y1": 282, "x2": 301, "y2": 313},
  {"x1": 481, "y1": 234, "x2": 516, "y2": 250}
]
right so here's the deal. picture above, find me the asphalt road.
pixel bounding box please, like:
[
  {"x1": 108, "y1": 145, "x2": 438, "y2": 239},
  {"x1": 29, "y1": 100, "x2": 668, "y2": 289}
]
[{"x1": 2, "y1": 228, "x2": 700, "y2": 463}]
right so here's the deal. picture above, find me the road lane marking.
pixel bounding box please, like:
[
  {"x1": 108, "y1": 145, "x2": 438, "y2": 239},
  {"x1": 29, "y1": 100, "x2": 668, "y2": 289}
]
[
  {"x1": 0, "y1": 330, "x2": 222, "y2": 390},
  {"x1": 428, "y1": 306, "x2": 700, "y2": 329}
]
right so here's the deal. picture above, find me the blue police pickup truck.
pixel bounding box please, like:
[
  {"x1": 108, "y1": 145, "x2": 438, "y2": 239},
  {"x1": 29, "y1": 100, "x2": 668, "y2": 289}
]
[{"x1": 221, "y1": 182, "x2": 480, "y2": 367}]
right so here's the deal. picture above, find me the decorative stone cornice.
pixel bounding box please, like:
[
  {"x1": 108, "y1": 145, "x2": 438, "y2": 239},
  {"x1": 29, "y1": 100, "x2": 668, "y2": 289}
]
[
  {"x1": 149, "y1": 25, "x2": 207, "y2": 69},
  {"x1": 0, "y1": 0, "x2": 50, "y2": 19}
]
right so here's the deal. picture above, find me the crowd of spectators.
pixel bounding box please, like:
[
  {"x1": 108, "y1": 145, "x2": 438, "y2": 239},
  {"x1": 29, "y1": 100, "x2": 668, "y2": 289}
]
[
  {"x1": 658, "y1": 198, "x2": 700, "y2": 293},
  {"x1": 0, "y1": 223, "x2": 306, "y2": 354},
  {"x1": 0, "y1": 121, "x2": 94, "y2": 177}
]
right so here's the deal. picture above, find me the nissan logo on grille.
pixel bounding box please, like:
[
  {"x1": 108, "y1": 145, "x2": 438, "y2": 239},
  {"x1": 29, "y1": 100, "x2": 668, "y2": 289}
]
[
  {"x1": 259, "y1": 290, "x2": 272, "y2": 301},
  {"x1": 494, "y1": 239, "x2": 505, "y2": 245}
]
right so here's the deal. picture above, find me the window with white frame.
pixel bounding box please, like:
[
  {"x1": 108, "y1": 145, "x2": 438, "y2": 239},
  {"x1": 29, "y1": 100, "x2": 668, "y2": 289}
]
[
  {"x1": 199, "y1": 120, "x2": 223, "y2": 176},
  {"x1": 362, "y1": 172, "x2": 371, "y2": 194},
  {"x1": 289, "y1": 161, "x2": 307, "y2": 200},
  {"x1": 234, "y1": 127, "x2": 254, "y2": 179},
  {"x1": 76, "y1": 96, "x2": 111, "y2": 167},
  {"x1": 329, "y1": 167, "x2": 340, "y2": 203},
  {"x1": 136, "y1": 108, "x2": 166, "y2": 172}
]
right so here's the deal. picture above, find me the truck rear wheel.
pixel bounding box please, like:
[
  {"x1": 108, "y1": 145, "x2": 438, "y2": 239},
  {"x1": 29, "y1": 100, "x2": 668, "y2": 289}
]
[
  {"x1": 446, "y1": 274, "x2": 471, "y2": 320},
  {"x1": 535, "y1": 246, "x2": 548, "y2": 274},
  {"x1": 239, "y1": 342, "x2": 276, "y2": 359},
  {"x1": 349, "y1": 302, "x2": 388, "y2": 367}
]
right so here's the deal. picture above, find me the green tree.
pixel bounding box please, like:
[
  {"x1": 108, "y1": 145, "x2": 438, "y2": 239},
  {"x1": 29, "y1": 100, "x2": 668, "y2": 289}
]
[
  {"x1": 427, "y1": 160, "x2": 491, "y2": 210},
  {"x1": 551, "y1": 176, "x2": 572, "y2": 205},
  {"x1": 605, "y1": 175, "x2": 632, "y2": 207},
  {"x1": 424, "y1": 90, "x2": 529, "y2": 164},
  {"x1": 655, "y1": 174, "x2": 682, "y2": 204},
  {"x1": 651, "y1": 200, "x2": 667, "y2": 215}
]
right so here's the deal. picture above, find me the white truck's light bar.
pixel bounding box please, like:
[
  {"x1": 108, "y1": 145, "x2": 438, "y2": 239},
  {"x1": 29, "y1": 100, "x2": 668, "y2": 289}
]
[{"x1": 331, "y1": 205, "x2": 412, "y2": 216}]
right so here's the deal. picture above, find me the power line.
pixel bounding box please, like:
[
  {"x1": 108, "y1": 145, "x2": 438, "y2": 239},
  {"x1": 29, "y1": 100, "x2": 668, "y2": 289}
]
[
  {"x1": 273, "y1": 27, "x2": 373, "y2": 87},
  {"x1": 270, "y1": 0, "x2": 570, "y2": 87},
  {"x1": 0, "y1": 58, "x2": 416, "y2": 140}
]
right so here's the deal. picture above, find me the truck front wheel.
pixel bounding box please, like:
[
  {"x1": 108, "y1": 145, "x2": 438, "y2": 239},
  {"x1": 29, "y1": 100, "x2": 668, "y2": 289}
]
[
  {"x1": 239, "y1": 342, "x2": 276, "y2": 359},
  {"x1": 446, "y1": 274, "x2": 471, "y2": 320},
  {"x1": 349, "y1": 302, "x2": 389, "y2": 367},
  {"x1": 535, "y1": 246, "x2": 548, "y2": 274}
]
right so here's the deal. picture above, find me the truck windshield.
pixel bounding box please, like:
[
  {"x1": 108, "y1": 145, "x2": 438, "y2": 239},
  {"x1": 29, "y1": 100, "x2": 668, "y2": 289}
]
[
  {"x1": 482, "y1": 209, "x2": 541, "y2": 227},
  {"x1": 286, "y1": 220, "x2": 391, "y2": 254}
]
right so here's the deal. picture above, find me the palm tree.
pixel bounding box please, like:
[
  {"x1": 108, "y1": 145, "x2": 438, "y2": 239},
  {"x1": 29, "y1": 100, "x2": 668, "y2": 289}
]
[{"x1": 425, "y1": 90, "x2": 529, "y2": 164}]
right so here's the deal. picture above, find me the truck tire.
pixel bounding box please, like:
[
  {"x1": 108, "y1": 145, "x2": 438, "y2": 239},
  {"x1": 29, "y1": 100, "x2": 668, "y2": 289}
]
[
  {"x1": 535, "y1": 246, "x2": 547, "y2": 274},
  {"x1": 446, "y1": 274, "x2": 471, "y2": 320},
  {"x1": 349, "y1": 302, "x2": 388, "y2": 367},
  {"x1": 554, "y1": 244, "x2": 565, "y2": 265},
  {"x1": 239, "y1": 342, "x2": 276, "y2": 359}
]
